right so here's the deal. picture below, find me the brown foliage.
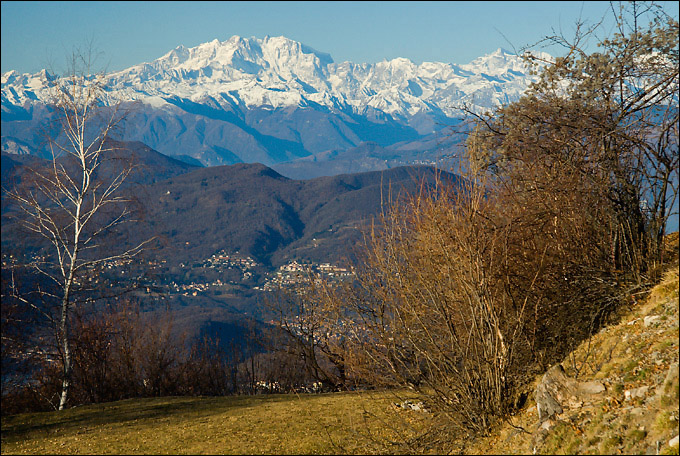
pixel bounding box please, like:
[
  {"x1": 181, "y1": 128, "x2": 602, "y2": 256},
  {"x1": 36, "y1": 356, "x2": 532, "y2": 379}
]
[
  {"x1": 273, "y1": 4, "x2": 677, "y2": 438},
  {"x1": 267, "y1": 276, "x2": 358, "y2": 390},
  {"x1": 1, "y1": 299, "x2": 253, "y2": 413},
  {"x1": 341, "y1": 166, "x2": 622, "y2": 433}
]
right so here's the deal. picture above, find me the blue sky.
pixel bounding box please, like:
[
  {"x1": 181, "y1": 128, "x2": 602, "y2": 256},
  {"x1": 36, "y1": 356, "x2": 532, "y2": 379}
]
[{"x1": 3, "y1": 1, "x2": 678, "y2": 74}]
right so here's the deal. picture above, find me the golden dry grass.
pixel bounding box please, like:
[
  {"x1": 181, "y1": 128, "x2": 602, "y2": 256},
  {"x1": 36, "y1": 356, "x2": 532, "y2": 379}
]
[{"x1": 1, "y1": 390, "x2": 434, "y2": 455}]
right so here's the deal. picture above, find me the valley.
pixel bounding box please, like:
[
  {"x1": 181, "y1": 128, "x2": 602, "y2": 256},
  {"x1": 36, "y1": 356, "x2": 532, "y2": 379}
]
[{"x1": 1, "y1": 143, "x2": 459, "y2": 337}]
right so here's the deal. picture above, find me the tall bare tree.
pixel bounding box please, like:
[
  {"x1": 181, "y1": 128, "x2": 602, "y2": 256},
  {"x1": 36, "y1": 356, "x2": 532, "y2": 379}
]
[{"x1": 4, "y1": 48, "x2": 151, "y2": 410}]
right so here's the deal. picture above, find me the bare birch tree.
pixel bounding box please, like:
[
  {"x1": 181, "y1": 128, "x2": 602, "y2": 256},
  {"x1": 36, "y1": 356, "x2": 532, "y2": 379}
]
[{"x1": 4, "y1": 48, "x2": 151, "y2": 410}]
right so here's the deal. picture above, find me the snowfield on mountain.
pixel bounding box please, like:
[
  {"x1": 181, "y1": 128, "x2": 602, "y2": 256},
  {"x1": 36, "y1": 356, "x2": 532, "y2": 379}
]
[{"x1": 1, "y1": 36, "x2": 551, "y2": 170}]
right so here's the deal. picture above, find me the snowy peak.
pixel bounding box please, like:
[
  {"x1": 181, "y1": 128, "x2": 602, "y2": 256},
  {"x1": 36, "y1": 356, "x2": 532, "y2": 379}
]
[
  {"x1": 262, "y1": 35, "x2": 333, "y2": 66},
  {"x1": 1, "y1": 35, "x2": 555, "y2": 170},
  {"x1": 2, "y1": 35, "x2": 550, "y2": 117},
  {"x1": 135, "y1": 35, "x2": 332, "y2": 79},
  {"x1": 259, "y1": 35, "x2": 332, "y2": 82},
  {"x1": 159, "y1": 45, "x2": 190, "y2": 67},
  {"x1": 462, "y1": 47, "x2": 523, "y2": 76},
  {"x1": 1, "y1": 70, "x2": 18, "y2": 85}
]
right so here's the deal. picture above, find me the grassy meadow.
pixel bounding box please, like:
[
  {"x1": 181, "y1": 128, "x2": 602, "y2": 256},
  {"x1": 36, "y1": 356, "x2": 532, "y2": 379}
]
[{"x1": 1, "y1": 390, "x2": 434, "y2": 455}]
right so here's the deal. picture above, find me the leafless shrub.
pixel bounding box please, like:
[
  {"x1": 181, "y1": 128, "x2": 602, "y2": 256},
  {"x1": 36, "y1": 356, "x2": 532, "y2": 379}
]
[{"x1": 266, "y1": 274, "x2": 359, "y2": 391}]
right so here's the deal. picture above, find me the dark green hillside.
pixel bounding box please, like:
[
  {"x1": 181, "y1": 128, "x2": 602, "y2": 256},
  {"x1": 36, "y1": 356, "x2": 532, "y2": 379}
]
[
  {"x1": 1, "y1": 141, "x2": 199, "y2": 248},
  {"x1": 270, "y1": 138, "x2": 463, "y2": 180},
  {"x1": 1, "y1": 140, "x2": 198, "y2": 201},
  {"x1": 0, "y1": 153, "x2": 45, "y2": 187},
  {"x1": 111, "y1": 140, "x2": 202, "y2": 185},
  {"x1": 1, "y1": 141, "x2": 199, "y2": 256},
  {"x1": 131, "y1": 163, "x2": 305, "y2": 267}
]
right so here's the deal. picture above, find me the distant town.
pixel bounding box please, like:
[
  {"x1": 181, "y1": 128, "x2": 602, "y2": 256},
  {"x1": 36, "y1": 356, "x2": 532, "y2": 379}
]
[{"x1": 2, "y1": 250, "x2": 355, "y2": 302}]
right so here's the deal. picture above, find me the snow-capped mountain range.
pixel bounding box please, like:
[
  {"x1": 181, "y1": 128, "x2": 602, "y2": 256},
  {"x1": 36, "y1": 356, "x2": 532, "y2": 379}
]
[{"x1": 1, "y1": 35, "x2": 551, "y2": 174}]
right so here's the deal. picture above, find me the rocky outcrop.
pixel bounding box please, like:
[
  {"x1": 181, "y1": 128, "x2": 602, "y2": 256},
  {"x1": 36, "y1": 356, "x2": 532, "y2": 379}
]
[{"x1": 535, "y1": 364, "x2": 605, "y2": 422}]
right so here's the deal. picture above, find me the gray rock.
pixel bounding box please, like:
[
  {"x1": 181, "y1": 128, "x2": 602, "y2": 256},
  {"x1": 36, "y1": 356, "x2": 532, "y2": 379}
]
[
  {"x1": 536, "y1": 381, "x2": 563, "y2": 421},
  {"x1": 394, "y1": 400, "x2": 428, "y2": 412},
  {"x1": 644, "y1": 315, "x2": 662, "y2": 327},
  {"x1": 579, "y1": 381, "x2": 605, "y2": 395},
  {"x1": 669, "y1": 435, "x2": 679, "y2": 448},
  {"x1": 625, "y1": 385, "x2": 651, "y2": 400},
  {"x1": 663, "y1": 363, "x2": 679, "y2": 390},
  {"x1": 534, "y1": 364, "x2": 605, "y2": 422},
  {"x1": 539, "y1": 419, "x2": 555, "y2": 431}
]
